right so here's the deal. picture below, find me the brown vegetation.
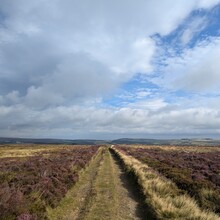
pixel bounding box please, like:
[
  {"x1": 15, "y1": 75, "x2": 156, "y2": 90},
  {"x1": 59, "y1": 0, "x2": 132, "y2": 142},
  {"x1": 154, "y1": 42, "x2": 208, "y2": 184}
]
[
  {"x1": 112, "y1": 146, "x2": 220, "y2": 219},
  {"x1": 0, "y1": 145, "x2": 99, "y2": 219},
  {"x1": 48, "y1": 147, "x2": 145, "y2": 220},
  {"x1": 118, "y1": 146, "x2": 220, "y2": 214}
]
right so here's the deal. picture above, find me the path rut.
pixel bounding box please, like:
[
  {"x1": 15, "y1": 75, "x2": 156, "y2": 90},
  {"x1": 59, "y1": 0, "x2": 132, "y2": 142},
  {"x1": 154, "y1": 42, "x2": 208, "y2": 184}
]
[{"x1": 47, "y1": 147, "x2": 148, "y2": 220}]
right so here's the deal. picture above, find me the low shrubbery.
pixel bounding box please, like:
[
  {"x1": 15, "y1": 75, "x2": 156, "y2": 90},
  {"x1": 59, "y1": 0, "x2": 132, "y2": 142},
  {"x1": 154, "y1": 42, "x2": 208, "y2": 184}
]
[
  {"x1": 118, "y1": 146, "x2": 220, "y2": 214},
  {"x1": 0, "y1": 146, "x2": 99, "y2": 219},
  {"x1": 113, "y1": 146, "x2": 220, "y2": 219}
]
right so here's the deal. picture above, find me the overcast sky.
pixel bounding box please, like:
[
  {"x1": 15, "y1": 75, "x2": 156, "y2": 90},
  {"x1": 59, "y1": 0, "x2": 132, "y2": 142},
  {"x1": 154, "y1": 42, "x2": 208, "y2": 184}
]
[{"x1": 0, "y1": 0, "x2": 220, "y2": 139}]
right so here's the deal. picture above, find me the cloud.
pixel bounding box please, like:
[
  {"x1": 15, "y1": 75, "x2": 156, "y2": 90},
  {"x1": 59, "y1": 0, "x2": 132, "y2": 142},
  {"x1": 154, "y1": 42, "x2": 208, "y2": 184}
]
[
  {"x1": 155, "y1": 37, "x2": 220, "y2": 92},
  {"x1": 1, "y1": 98, "x2": 220, "y2": 138},
  {"x1": 197, "y1": 0, "x2": 220, "y2": 8},
  {"x1": 24, "y1": 53, "x2": 119, "y2": 108},
  {"x1": 180, "y1": 16, "x2": 208, "y2": 45},
  {"x1": 0, "y1": 0, "x2": 220, "y2": 138}
]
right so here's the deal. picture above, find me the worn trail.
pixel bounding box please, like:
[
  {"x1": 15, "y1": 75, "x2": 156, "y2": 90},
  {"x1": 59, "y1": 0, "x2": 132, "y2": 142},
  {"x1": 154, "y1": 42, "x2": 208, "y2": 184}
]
[{"x1": 47, "y1": 147, "x2": 147, "y2": 220}]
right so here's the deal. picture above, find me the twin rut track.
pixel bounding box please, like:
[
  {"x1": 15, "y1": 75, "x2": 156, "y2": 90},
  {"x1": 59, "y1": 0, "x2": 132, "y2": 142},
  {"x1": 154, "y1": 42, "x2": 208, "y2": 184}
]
[{"x1": 47, "y1": 147, "x2": 150, "y2": 220}]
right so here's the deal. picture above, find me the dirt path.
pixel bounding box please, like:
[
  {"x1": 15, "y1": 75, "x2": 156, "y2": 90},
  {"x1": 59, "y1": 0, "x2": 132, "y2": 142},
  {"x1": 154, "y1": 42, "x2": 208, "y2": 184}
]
[{"x1": 47, "y1": 147, "x2": 147, "y2": 220}]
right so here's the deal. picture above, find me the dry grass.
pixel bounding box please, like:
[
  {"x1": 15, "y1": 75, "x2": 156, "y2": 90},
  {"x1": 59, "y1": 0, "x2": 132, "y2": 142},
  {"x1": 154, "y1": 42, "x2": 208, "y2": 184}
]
[
  {"x1": 130, "y1": 145, "x2": 220, "y2": 153},
  {"x1": 0, "y1": 144, "x2": 66, "y2": 158},
  {"x1": 112, "y1": 147, "x2": 220, "y2": 220},
  {"x1": 0, "y1": 144, "x2": 93, "y2": 158}
]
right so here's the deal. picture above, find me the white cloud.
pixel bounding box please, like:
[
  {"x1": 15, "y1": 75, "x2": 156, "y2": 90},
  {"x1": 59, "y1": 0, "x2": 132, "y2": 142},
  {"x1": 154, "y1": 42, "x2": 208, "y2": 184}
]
[
  {"x1": 129, "y1": 99, "x2": 168, "y2": 111},
  {"x1": 0, "y1": 0, "x2": 220, "y2": 138},
  {"x1": 197, "y1": 0, "x2": 220, "y2": 8},
  {"x1": 180, "y1": 16, "x2": 208, "y2": 45},
  {"x1": 1, "y1": 98, "x2": 220, "y2": 138},
  {"x1": 155, "y1": 37, "x2": 220, "y2": 92}
]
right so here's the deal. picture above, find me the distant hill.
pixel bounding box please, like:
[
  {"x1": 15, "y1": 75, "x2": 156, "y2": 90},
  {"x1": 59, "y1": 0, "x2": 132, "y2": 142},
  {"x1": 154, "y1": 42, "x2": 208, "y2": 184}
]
[
  {"x1": 0, "y1": 137, "x2": 73, "y2": 144},
  {"x1": 0, "y1": 137, "x2": 220, "y2": 146},
  {"x1": 111, "y1": 138, "x2": 169, "y2": 145},
  {"x1": 111, "y1": 138, "x2": 220, "y2": 146},
  {"x1": 0, "y1": 137, "x2": 110, "y2": 145}
]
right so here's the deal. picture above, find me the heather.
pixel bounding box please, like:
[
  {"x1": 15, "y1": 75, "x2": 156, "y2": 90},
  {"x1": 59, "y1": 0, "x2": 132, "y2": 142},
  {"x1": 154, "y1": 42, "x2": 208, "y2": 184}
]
[
  {"x1": 0, "y1": 145, "x2": 99, "y2": 219},
  {"x1": 117, "y1": 146, "x2": 220, "y2": 214}
]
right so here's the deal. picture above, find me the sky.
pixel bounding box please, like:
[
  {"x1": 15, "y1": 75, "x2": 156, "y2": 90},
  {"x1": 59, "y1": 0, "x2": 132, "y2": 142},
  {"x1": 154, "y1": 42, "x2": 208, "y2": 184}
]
[{"x1": 0, "y1": 0, "x2": 220, "y2": 139}]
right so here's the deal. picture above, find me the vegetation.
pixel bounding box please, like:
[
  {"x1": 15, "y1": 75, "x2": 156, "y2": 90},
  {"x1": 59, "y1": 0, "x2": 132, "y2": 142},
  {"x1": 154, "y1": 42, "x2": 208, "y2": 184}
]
[
  {"x1": 113, "y1": 146, "x2": 220, "y2": 219},
  {"x1": 117, "y1": 146, "x2": 220, "y2": 214},
  {"x1": 1, "y1": 144, "x2": 220, "y2": 219},
  {"x1": 0, "y1": 145, "x2": 99, "y2": 219},
  {"x1": 47, "y1": 147, "x2": 105, "y2": 219},
  {"x1": 48, "y1": 147, "x2": 144, "y2": 220}
]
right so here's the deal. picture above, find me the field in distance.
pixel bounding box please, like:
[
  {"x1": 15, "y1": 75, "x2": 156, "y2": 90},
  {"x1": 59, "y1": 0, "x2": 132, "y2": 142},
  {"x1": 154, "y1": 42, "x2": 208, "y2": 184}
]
[{"x1": 0, "y1": 144, "x2": 220, "y2": 220}]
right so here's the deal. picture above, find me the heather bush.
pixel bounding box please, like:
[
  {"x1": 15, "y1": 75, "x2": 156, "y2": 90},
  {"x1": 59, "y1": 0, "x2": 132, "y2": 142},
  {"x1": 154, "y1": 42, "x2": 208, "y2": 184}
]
[
  {"x1": 118, "y1": 146, "x2": 220, "y2": 214},
  {"x1": 0, "y1": 146, "x2": 98, "y2": 219}
]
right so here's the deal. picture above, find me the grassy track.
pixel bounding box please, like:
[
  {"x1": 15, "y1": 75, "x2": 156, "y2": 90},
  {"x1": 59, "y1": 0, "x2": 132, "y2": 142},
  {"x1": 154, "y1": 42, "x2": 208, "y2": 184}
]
[{"x1": 47, "y1": 147, "x2": 145, "y2": 220}]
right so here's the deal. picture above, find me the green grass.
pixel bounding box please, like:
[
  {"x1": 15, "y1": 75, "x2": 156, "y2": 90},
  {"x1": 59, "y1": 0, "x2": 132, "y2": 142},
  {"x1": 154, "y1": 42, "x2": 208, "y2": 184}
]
[{"x1": 84, "y1": 149, "x2": 118, "y2": 220}]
